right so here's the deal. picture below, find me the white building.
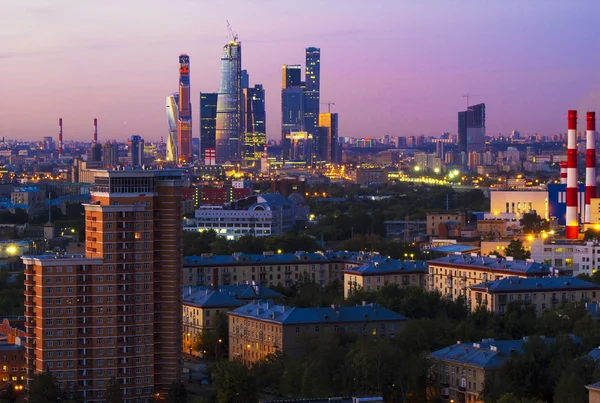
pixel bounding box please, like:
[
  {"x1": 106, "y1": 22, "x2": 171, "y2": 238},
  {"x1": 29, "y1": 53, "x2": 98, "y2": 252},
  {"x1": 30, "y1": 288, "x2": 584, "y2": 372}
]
[{"x1": 183, "y1": 194, "x2": 301, "y2": 240}]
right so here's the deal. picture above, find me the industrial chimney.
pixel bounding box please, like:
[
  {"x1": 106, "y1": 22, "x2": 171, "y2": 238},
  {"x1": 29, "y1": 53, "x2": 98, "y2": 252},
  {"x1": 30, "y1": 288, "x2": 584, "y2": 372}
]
[
  {"x1": 559, "y1": 161, "x2": 567, "y2": 185},
  {"x1": 58, "y1": 118, "x2": 63, "y2": 156},
  {"x1": 566, "y1": 110, "x2": 578, "y2": 239},
  {"x1": 585, "y1": 112, "x2": 597, "y2": 224}
]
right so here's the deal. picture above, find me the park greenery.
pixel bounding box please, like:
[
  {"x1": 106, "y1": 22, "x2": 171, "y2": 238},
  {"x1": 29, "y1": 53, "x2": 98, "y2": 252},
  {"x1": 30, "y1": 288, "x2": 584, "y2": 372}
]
[
  {"x1": 0, "y1": 270, "x2": 24, "y2": 316},
  {"x1": 201, "y1": 282, "x2": 600, "y2": 403}
]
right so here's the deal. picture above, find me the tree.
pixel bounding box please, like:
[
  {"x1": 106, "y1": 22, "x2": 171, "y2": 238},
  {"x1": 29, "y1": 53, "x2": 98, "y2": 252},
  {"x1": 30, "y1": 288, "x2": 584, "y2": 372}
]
[
  {"x1": 504, "y1": 239, "x2": 530, "y2": 260},
  {"x1": 104, "y1": 377, "x2": 123, "y2": 403},
  {"x1": 0, "y1": 385, "x2": 18, "y2": 403},
  {"x1": 166, "y1": 382, "x2": 187, "y2": 403},
  {"x1": 210, "y1": 360, "x2": 257, "y2": 403},
  {"x1": 519, "y1": 213, "x2": 549, "y2": 234},
  {"x1": 27, "y1": 371, "x2": 63, "y2": 403}
]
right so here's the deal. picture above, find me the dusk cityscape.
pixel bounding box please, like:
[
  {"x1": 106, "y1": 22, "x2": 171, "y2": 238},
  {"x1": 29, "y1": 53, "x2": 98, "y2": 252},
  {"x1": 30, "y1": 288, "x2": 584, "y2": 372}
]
[{"x1": 2, "y1": 1, "x2": 600, "y2": 403}]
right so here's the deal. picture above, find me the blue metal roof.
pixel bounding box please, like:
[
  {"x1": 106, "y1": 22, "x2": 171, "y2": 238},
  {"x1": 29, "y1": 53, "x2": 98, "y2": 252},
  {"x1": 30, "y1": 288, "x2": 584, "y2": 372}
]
[
  {"x1": 182, "y1": 284, "x2": 283, "y2": 300},
  {"x1": 229, "y1": 300, "x2": 407, "y2": 325},
  {"x1": 428, "y1": 255, "x2": 551, "y2": 276},
  {"x1": 586, "y1": 381, "x2": 600, "y2": 391},
  {"x1": 183, "y1": 288, "x2": 244, "y2": 308},
  {"x1": 344, "y1": 259, "x2": 427, "y2": 275},
  {"x1": 469, "y1": 276, "x2": 600, "y2": 293},
  {"x1": 429, "y1": 339, "x2": 525, "y2": 369},
  {"x1": 589, "y1": 347, "x2": 600, "y2": 363},
  {"x1": 184, "y1": 252, "x2": 329, "y2": 266},
  {"x1": 425, "y1": 245, "x2": 479, "y2": 254}
]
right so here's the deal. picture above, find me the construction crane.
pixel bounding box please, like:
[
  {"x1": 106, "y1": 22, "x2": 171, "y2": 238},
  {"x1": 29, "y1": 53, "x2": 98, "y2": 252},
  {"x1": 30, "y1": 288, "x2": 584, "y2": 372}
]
[
  {"x1": 226, "y1": 20, "x2": 238, "y2": 42},
  {"x1": 462, "y1": 94, "x2": 479, "y2": 109},
  {"x1": 321, "y1": 102, "x2": 335, "y2": 113}
]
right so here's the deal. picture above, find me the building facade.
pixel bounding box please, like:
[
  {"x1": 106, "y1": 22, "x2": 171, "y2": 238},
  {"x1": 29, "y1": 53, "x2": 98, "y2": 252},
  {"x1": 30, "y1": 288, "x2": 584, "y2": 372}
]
[
  {"x1": 165, "y1": 93, "x2": 179, "y2": 162},
  {"x1": 241, "y1": 85, "x2": 266, "y2": 168},
  {"x1": 318, "y1": 113, "x2": 338, "y2": 163},
  {"x1": 228, "y1": 300, "x2": 407, "y2": 364},
  {"x1": 303, "y1": 47, "x2": 320, "y2": 142},
  {"x1": 177, "y1": 54, "x2": 193, "y2": 164},
  {"x1": 427, "y1": 254, "x2": 553, "y2": 303},
  {"x1": 469, "y1": 276, "x2": 600, "y2": 315},
  {"x1": 458, "y1": 103, "x2": 485, "y2": 154},
  {"x1": 344, "y1": 259, "x2": 427, "y2": 298},
  {"x1": 22, "y1": 169, "x2": 184, "y2": 401},
  {"x1": 426, "y1": 213, "x2": 466, "y2": 237},
  {"x1": 489, "y1": 190, "x2": 548, "y2": 220}
]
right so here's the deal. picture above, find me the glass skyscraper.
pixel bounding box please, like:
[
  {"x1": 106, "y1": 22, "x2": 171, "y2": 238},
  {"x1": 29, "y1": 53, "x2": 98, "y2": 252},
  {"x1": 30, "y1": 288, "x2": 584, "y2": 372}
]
[
  {"x1": 241, "y1": 84, "x2": 266, "y2": 168},
  {"x1": 318, "y1": 113, "x2": 338, "y2": 163},
  {"x1": 281, "y1": 87, "x2": 305, "y2": 161},
  {"x1": 165, "y1": 93, "x2": 179, "y2": 162},
  {"x1": 200, "y1": 93, "x2": 218, "y2": 164},
  {"x1": 282, "y1": 64, "x2": 302, "y2": 89},
  {"x1": 458, "y1": 103, "x2": 486, "y2": 153},
  {"x1": 215, "y1": 40, "x2": 242, "y2": 164},
  {"x1": 304, "y1": 47, "x2": 321, "y2": 144}
]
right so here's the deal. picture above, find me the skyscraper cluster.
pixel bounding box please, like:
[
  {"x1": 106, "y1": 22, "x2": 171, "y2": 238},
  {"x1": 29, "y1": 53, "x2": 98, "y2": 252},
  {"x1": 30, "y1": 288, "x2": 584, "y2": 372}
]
[{"x1": 280, "y1": 48, "x2": 337, "y2": 164}]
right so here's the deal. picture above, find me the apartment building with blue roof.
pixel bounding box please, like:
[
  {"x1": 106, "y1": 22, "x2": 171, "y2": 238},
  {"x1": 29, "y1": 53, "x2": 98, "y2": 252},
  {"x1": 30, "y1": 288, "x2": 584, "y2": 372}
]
[
  {"x1": 343, "y1": 259, "x2": 427, "y2": 298},
  {"x1": 228, "y1": 300, "x2": 407, "y2": 364},
  {"x1": 428, "y1": 253, "x2": 556, "y2": 304},
  {"x1": 469, "y1": 276, "x2": 600, "y2": 315}
]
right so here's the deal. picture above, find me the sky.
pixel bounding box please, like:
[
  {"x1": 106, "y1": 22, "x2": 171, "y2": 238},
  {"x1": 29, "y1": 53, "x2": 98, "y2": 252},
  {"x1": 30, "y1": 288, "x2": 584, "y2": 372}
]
[{"x1": 1, "y1": 0, "x2": 600, "y2": 142}]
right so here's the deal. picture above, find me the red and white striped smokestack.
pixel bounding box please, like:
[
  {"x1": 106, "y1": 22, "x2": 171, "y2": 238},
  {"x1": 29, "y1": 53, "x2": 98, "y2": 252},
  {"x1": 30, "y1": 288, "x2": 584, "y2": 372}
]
[
  {"x1": 93, "y1": 118, "x2": 98, "y2": 142},
  {"x1": 559, "y1": 162, "x2": 568, "y2": 185},
  {"x1": 585, "y1": 112, "x2": 597, "y2": 223},
  {"x1": 58, "y1": 118, "x2": 63, "y2": 156},
  {"x1": 566, "y1": 110, "x2": 579, "y2": 239}
]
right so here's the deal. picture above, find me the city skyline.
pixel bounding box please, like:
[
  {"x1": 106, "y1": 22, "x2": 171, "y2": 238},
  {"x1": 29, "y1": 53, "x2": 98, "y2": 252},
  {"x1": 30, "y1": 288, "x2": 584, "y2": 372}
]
[{"x1": 2, "y1": 0, "x2": 600, "y2": 142}]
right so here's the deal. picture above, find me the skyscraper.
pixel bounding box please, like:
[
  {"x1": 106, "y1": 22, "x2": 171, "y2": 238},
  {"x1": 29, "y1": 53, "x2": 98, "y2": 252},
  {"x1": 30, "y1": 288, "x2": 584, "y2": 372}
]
[
  {"x1": 241, "y1": 70, "x2": 249, "y2": 90},
  {"x1": 458, "y1": 103, "x2": 486, "y2": 153},
  {"x1": 128, "y1": 135, "x2": 144, "y2": 167},
  {"x1": 102, "y1": 140, "x2": 118, "y2": 168},
  {"x1": 304, "y1": 47, "x2": 320, "y2": 142},
  {"x1": 241, "y1": 84, "x2": 266, "y2": 168},
  {"x1": 281, "y1": 87, "x2": 305, "y2": 160},
  {"x1": 200, "y1": 93, "x2": 218, "y2": 165},
  {"x1": 177, "y1": 54, "x2": 193, "y2": 164},
  {"x1": 215, "y1": 40, "x2": 242, "y2": 164},
  {"x1": 166, "y1": 93, "x2": 179, "y2": 162},
  {"x1": 23, "y1": 169, "x2": 184, "y2": 401},
  {"x1": 318, "y1": 113, "x2": 339, "y2": 163},
  {"x1": 282, "y1": 64, "x2": 302, "y2": 89}
]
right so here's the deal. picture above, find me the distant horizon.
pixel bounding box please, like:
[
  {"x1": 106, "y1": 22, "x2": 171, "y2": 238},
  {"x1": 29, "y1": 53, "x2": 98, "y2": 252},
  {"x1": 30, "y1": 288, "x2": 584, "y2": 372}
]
[{"x1": 1, "y1": 0, "x2": 599, "y2": 143}]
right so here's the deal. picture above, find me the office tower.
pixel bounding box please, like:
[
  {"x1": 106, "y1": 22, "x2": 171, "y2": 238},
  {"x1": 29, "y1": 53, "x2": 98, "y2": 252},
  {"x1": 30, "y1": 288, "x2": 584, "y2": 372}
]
[
  {"x1": 200, "y1": 93, "x2": 218, "y2": 165},
  {"x1": 458, "y1": 103, "x2": 486, "y2": 153},
  {"x1": 102, "y1": 141, "x2": 118, "y2": 168},
  {"x1": 23, "y1": 169, "x2": 184, "y2": 400},
  {"x1": 241, "y1": 70, "x2": 249, "y2": 90},
  {"x1": 89, "y1": 119, "x2": 102, "y2": 162},
  {"x1": 128, "y1": 135, "x2": 144, "y2": 167},
  {"x1": 281, "y1": 87, "x2": 305, "y2": 160},
  {"x1": 396, "y1": 136, "x2": 407, "y2": 148},
  {"x1": 177, "y1": 54, "x2": 193, "y2": 164},
  {"x1": 215, "y1": 40, "x2": 242, "y2": 164},
  {"x1": 166, "y1": 93, "x2": 179, "y2": 162},
  {"x1": 304, "y1": 47, "x2": 320, "y2": 143},
  {"x1": 241, "y1": 84, "x2": 266, "y2": 168},
  {"x1": 318, "y1": 113, "x2": 339, "y2": 163},
  {"x1": 282, "y1": 64, "x2": 302, "y2": 89}
]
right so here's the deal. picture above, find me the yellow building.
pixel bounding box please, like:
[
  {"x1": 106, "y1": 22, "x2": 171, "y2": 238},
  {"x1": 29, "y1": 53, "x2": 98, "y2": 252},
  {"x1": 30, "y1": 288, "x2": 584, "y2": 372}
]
[
  {"x1": 427, "y1": 254, "x2": 552, "y2": 303},
  {"x1": 477, "y1": 219, "x2": 508, "y2": 239},
  {"x1": 228, "y1": 300, "x2": 407, "y2": 365},
  {"x1": 489, "y1": 190, "x2": 548, "y2": 219},
  {"x1": 469, "y1": 276, "x2": 600, "y2": 315},
  {"x1": 343, "y1": 259, "x2": 427, "y2": 298}
]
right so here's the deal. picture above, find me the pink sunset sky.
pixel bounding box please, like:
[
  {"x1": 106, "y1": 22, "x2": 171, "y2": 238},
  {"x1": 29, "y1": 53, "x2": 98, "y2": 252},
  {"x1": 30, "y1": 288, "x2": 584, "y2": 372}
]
[{"x1": 1, "y1": 0, "x2": 599, "y2": 143}]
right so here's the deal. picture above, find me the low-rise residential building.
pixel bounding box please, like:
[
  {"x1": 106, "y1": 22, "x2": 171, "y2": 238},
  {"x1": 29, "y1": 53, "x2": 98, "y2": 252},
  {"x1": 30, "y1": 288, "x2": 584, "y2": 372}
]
[
  {"x1": 182, "y1": 282, "x2": 283, "y2": 354},
  {"x1": 0, "y1": 343, "x2": 26, "y2": 388},
  {"x1": 477, "y1": 219, "x2": 509, "y2": 239},
  {"x1": 343, "y1": 259, "x2": 427, "y2": 298},
  {"x1": 228, "y1": 300, "x2": 407, "y2": 364},
  {"x1": 427, "y1": 213, "x2": 466, "y2": 237},
  {"x1": 427, "y1": 254, "x2": 553, "y2": 303},
  {"x1": 586, "y1": 381, "x2": 600, "y2": 403},
  {"x1": 183, "y1": 252, "x2": 335, "y2": 288},
  {"x1": 469, "y1": 276, "x2": 600, "y2": 315},
  {"x1": 530, "y1": 240, "x2": 578, "y2": 274},
  {"x1": 429, "y1": 338, "x2": 526, "y2": 403}
]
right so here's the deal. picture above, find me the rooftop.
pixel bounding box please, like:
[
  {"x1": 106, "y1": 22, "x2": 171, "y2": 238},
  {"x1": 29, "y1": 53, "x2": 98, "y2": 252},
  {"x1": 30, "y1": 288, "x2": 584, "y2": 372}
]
[
  {"x1": 428, "y1": 254, "x2": 551, "y2": 275},
  {"x1": 229, "y1": 300, "x2": 407, "y2": 325},
  {"x1": 343, "y1": 259, "x2": 427, "y2": 276},
  {"x1": 429, "y1": 338, "x2": 526, "y2": 369},
  {"x1": 183, "y1": 288, "x2": 244, "y2": 309},
  {"x1": 184, "y1": 251, "x2": 329, "y2": 266},
  {"x1": 469, "y1": 276, "x2": 600, "y2": 293},
  {"x1": 183, "y1": 283, "x2": 283, "y2": 301}
]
